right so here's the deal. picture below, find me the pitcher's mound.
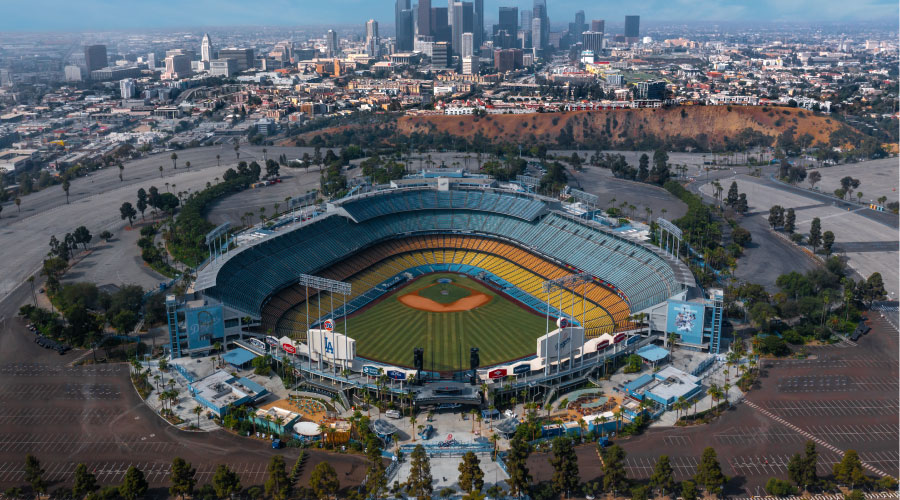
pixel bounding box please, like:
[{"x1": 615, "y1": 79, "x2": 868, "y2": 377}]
[{"x1": 398, "y1": 286, "x2": 492, "y2": 312}]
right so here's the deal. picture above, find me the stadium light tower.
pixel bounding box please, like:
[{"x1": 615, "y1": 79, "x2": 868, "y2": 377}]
[
  {"x1": 296, "y1": 274, "x2": 351, "y2": 375},
  {"x1": 542, "y1": 273, "x2": 592, "y2": 376}
]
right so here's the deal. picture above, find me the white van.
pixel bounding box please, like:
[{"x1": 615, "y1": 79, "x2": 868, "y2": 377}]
[{"x1": 385, "y1": 409, "x2": 401, "y2": 419}]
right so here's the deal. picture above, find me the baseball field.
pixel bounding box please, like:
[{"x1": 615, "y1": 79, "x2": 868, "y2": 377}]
[{"x1": 344, "y1": 273, "x2": 547, "y2": 372}]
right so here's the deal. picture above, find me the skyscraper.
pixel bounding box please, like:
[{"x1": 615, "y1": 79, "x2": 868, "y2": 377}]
[
  {"x1": 201, "y1": 33, "x2": 213, "y2": 62},
  {"x1": 431, "y1": 41, "x2": 451, "y2": 70},
  {"x1": 418, "y1": 0, "x2": 432, "y2": 37},
  {"x1": 119, "y1": 78, "x2": 135, "y2": 99},
  {"x1": 450, "y1": 2, "x2": 473, "y2": 56},
  {"x1": 326, "y1": 29, "x2": 338, "y2": 58},
  {"x1": 591, "y1": 19, "x2": 605, "y2": 33},
  {"x1": 366, "y1": 20, "x2": 380, "y2": 57},
  {"x1": 582, "y1": 31, "x2": 603, "y2": 55},
  {"x1": 495, "y1": 6, "x2": 518, "y2": 49},
  {"x1": 571, "y1": 11, "x2": 586, "y2": 44},
  {"x1": 625, "y1": 15, "x2": 640, "y2": 43},
  {"x1": 84, "y1": 44, "x2": 108, "y2": 73},
  {"x1": 532, "y1": 0, "x2": 549, "y2": 52},
  {"x1": 473, "y1": 0, "x2": 484, "y2": 50},
  {"x1": 395, "y1": 0, "x2": 414, "y2": 51},
  {"x1": 461, "y1": 32, "x2": 474, "y2": 58},
  {"x1": 520, "y1": 9, "x2": 532, "y2": 32},
  {"x1": 431, "y1": 7, "x2": 451, "y2": 42},
  {"x1": 531, "y1": 17, "x2": 543, "y2": 51}
]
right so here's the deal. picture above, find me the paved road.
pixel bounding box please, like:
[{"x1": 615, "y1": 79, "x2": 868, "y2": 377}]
[
  {"x1": 0, "y1": 146, "x2": 315, "y2": 301},
  {"x1": 682, "y1": 166, "x2": 820, "y2": 289}
]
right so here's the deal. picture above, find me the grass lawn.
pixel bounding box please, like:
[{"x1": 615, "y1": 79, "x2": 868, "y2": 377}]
[{"x1": 346, "y1": 273, "x2": 547, "y2": 372}]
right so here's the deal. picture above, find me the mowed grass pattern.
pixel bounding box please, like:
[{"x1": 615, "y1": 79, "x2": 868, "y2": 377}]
[{"x1": 345, "y1": 274, "x2": 546, "y2": 372}]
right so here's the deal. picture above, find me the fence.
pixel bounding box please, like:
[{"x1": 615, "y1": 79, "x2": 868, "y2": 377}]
[
  {"x1": 691, "y1": 356, "x2": 717, "y2": 377},
  {"x1": 173, "y1": 363, "x2": 197, "y2": 383}
]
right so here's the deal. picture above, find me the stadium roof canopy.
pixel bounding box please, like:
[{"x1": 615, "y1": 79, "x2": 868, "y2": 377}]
[
  {"x1": 636, "y1": 345, "x2": 669, "y2": 363},
  {"x1": 222, "y1": 348, "x2": 258, "y2": 367}
]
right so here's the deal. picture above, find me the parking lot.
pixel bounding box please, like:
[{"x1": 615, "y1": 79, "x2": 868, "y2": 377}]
[{"x1": 0, "y1": 315, "x2": 372, "y2": 494}]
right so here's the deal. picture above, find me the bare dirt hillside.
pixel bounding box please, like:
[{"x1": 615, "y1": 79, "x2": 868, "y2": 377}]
[{"x1": 395, "y1": 106, "x2": 846, "y2": 148}]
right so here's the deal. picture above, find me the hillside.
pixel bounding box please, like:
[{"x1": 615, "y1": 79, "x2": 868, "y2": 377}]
[{"x1": 395, "y1": 105, "x2": 846, "y2": 150}]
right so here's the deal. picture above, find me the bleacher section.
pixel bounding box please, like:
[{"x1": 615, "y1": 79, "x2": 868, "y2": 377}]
[
  {"x1": 339, "y1": 189, "x2": 547, "y2": 223},
  {"x1": 266, "y1": 235, "x2": 630, "y2": 339},
  {"x1": 200, "y1": 188, "x2": 684, "y2": 325}
]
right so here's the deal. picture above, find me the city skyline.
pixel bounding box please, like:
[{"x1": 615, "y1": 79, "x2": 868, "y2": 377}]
[{"x1": 2, "y1": 0, "x2": 898, "y2": 31}]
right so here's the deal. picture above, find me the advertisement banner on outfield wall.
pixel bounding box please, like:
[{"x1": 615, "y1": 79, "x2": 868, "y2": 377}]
[
  {"x1": 362, "y1": 365, "x2": 381, "y2": 377},
  {"x1": 666, "y1": 300, "x2": 705, "y2": 346},
  {"x1": 185, "y1": 304, "x2": 225, "y2": 349}
]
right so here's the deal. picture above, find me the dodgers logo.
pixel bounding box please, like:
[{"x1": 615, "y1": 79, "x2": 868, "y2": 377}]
[
  {"x1": 324, "y1": 336, "x2": 334, "y2": 355},
  {"x1": 323, "y1": 319, "x2": 335, "y2": 331}
]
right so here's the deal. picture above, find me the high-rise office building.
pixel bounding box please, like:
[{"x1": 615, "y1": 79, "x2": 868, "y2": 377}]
[
  {"x1": 395, "y1": 0, "x2": 414, "y2": 51},
  {"x1": 147, "y1": 53, "x2": 157, "y2": 69},
  {"x1": 418, "y1": 0, "x2": 432, "y2": 36},
  {"x1": 163, "y1": 54, "x2": 192, "y2": 79},
  {"x1": 119, "y1": 78, "x2": 136, "y2": 99},
  {"x1": 582, "y1": 31, "x2": 603, "y2": 54},
  {"x1": 450, "y1": 2, "x2": 473, "y2": 56},
  {"x1": 625, "y1": 15, "x2": 640, "y2": 42},
  {"x1": 84, "y1": 44, "x2": 108, "y2": 73},
  {"x1": 495, "y1": 6, "x2": 518, "y2": 48},
  {"x1": 461, "y1": 32, "x2": 474, "y2": 58},
  {"x1": 326, "y1": 30, "x2": 338, "y2": 58},
  {"x1": 217, "y1": 48, "x2": 255, "y2": 72},
  {"x1": 591, "y1": 19, "x2": 605, "y2": 33},
  {"x1": 473, "y1": 0, "x2": 484, "y2": 50},
  {"x1": 531, "y1": 17, "x2": 543, "y2": 51},
  {"x1": 520, "y1": 9, "x2": 532, "y2": 32},
  {"x1": 462, "y1": 55, "x2": 479, "y2": 75},
  {"x1": 570, "y1": 11, "x2": 586, "y2": 44},
  {"x1": 366, "y1": 20, "x2": 380, "y2": 57},
  {"x1": 431, "y1": 41, "x2": 451, "y2": 69},
  {"x1": 532, "y1": 0, "x2": 549, "y2": 52},
  {"x1": 201, "y1": 33, "x2": 213, "y2": 62},
  {"x1": 431, "y1": 7, "x2": 451, "y2": 42}
]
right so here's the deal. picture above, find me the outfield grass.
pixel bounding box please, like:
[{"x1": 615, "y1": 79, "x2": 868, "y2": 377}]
[{"x1": 345, "y1": 273, "x2": 547, "y2": 372}]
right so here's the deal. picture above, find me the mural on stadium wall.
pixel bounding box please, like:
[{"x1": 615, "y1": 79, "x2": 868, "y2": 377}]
[
  {"x1": 185, "y1": 304, "x2": 225, "y2": 349},
  {"x1": 666, "y1": 300, "x2": 705, "y2": 345}
]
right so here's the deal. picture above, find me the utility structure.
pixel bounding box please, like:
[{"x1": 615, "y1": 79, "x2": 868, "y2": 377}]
[
  {"x1": 541, "y1": 272, "x2": 592, "y2": 376},
  {"x1": 295, "y1": 274, "x2": 352, "y2": 376},
  {"x1": 655, "y1": 218, "x2": 683, "y2": 259},
  {"x1": 205, "y1": 222, "x2": 231, "y2": 262}
]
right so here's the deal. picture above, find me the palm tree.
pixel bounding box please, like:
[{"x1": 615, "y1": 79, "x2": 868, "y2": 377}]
[
  {"x1": 722, "y1": 383, "x2": 731, "y2": 407},
  {"x1": 159, "y1": 165, "x2": 163, "y2": 178},
  {"x1": 170, "y1": 152, "x2": 178, "y2": 169},
  {"x1": 262, "y1": 148, "x2": 268, "y2": 163},
  {"x1": 410, "y1": 414, "x2": 417, "y2": 441},
  {"x1": 62, "y1": 179, "x2": 70, "y2": 204},
  {"x1": 216, "y1": 154, "x2": 221, "y2": 167},
  {"x1": 707, "y1": 384, "x2": 720, "y2": 412},
  {"x1": 185, "y1": 161, "x2": 191, "y2": 170},
  {"x1": 118, "y1": 163, "x2": 124, "y2": 181},
  {"x1": 14, "y1": 197, "x2": 20, "y2": 212},
  {"x1": 274, "y1": 416, "x2": 285, "y2": 438},
  {"x1": 193, "y1": 406, "x2": 203, "y2": 428}
]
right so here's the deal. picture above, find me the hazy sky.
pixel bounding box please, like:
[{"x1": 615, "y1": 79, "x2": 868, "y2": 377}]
[{"x1": 2, "y1": 0, "x2": 897, "y2": 31}]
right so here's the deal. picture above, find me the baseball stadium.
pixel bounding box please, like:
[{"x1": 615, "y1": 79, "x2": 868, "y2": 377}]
[{"x1": 186, "y1": 180, "x2": 703, "y2": 402}]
